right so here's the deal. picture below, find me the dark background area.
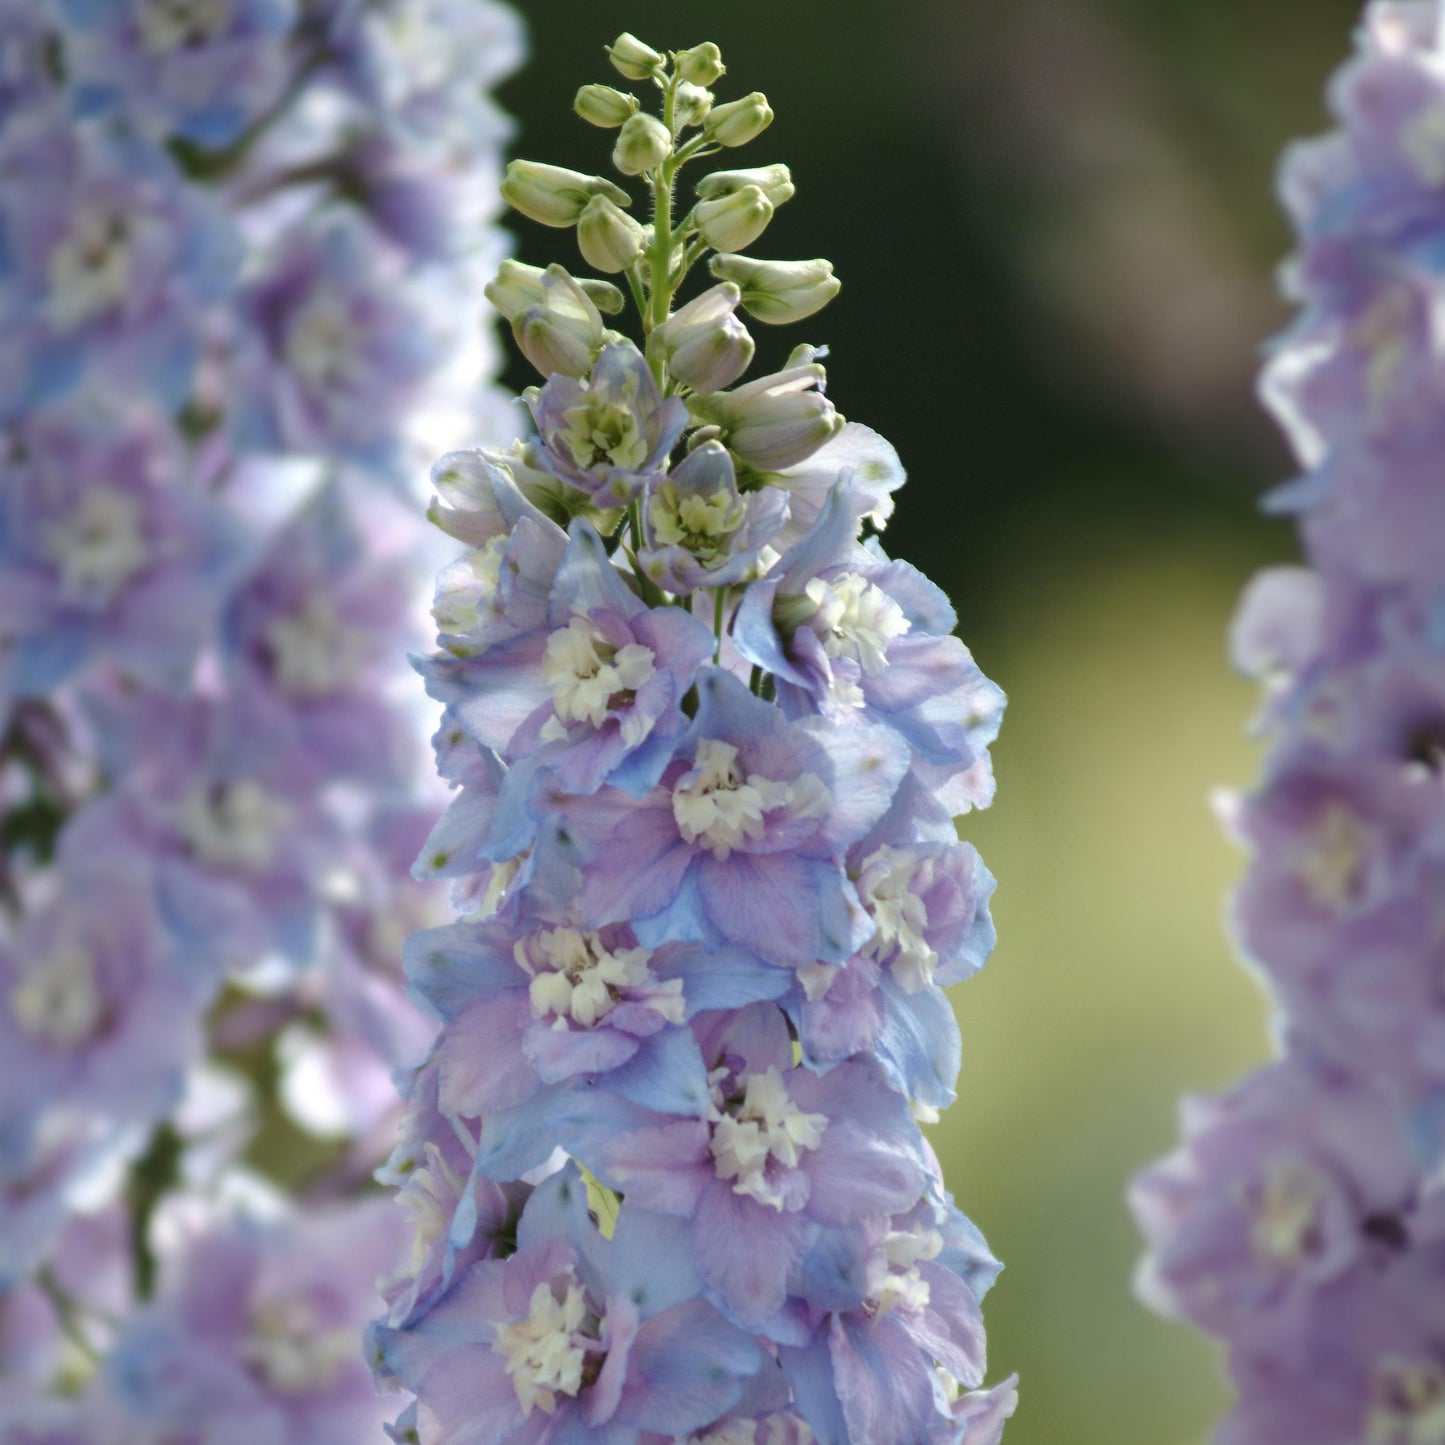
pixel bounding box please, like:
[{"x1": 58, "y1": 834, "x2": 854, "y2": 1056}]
[{"x1": 492, "y1": 4, "x2": 1362, "y2": 1439}]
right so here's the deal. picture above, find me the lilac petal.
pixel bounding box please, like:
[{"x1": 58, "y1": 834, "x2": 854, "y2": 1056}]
[
  {"x1": 436, "y1": 991, "x2": 536, "y2": 1116},
  {"x1": 692, "y1": 1184, "x2": 809, "y2": 1323},
  {"x1": 596, "y1": 1119, "x2": 712, "y2": 1216},
  {"x1": 610, "y1": 1209, "x2": 702, "y2": 1319},
  {"x1": 699, "y1": 852, "x2": 859, "y2": 969},
  {"x1": 604, "y1": 1025, "x2": 711, "y2": 1116},
  {"x1": 830, "y1": 1312, "x2": 942, "y2": 1445}
]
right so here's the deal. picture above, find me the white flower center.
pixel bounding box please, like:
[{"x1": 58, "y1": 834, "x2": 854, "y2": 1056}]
[
  {"x1": 804, "y1": 572, "x2": 909, "y2": 677},
  {"x1": 42, "y1": 486, "x2": 150, "y2": 602},
  {"x1": 1289, "y1": 803, "x2": 1369, "y2": 911},
  {"x1": 710, "y1": 1066, "x2": 827, "y2": 1212},
  {"x1": 265, "y1": 592, "x2": 366, "y2": 697},
  {"x1": 872, "y1": 1224, "x2": 942, "y2": 1317},
  {"x1": 176, "y1": 780, "x2": 289, "y2": 871},
  {"x1": 518, "y1": 926, "x2": 681, "y2": 1031},
  {"x1": 856, "y1": 844, "x2": 937, "y2": 993},
  {"x1": 397, "y1": 1141, "x2": 466, "y2": 1275},
  {"x1": 559, "y1": 395, "x2": 648, "y2": 475},
  {"x1": 133, "y1": 0, "x2": 235, "y2": 53},
  {"x1": 1369, "y1": 1362, "x2": 1445, "y2": 1445},
  {"x1": 672, "y1": 738, "x2": 826, "y2": 862},
  {"x1": 648, "y1": 484, "x2": 746, "y2": 564},
  {"x1": 492, "y1": 1270, "x2": 603, "y2": 1417},
  {"x1": 1247, "y1": 1158, "x2": 1331, "y2": 1266},
  {"x1": 242, "y1": 1294, "x2": 353, "y2": 1395},
  {"x1": 284, "y1": 289, "x2": 362, "y2": 393},
  {"x1": 45, "y1": 204, "x2": 137, "y2": 331},
  {"x1": 9, "y1": 941, "x2": 107, "y2": 1048},
  {"x1": 541, "y1": 616, "x2": 656, "y2": 740}
]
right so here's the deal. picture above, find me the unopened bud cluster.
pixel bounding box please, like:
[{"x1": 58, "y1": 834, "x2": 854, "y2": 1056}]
[{"x1": 372, "y1": 36, "x2": 1017, "y2": 1445}]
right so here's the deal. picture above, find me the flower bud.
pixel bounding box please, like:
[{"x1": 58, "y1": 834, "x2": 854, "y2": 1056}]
[
  {"x1": 612, "y1": 112, "x2": 672, "y2": 176},
  {"x1": 709, "y1": 255, "x2": 840, "y2": 324},
  {"x1": 675, "y1": 42, "x2": 725, "y2": 87},
  {"x1": 693, "y1": 185, "x2": 773, "y2": 253},
  {"x1": 674, "y1": 82, "x2": 713, "y2": 129},
  {"x1": 691, "y1": 362, "x2": 843, "y2": 470},
  {"x1": 501, "y1": 161, "x2": 631, "y2": 228},
  {"x1": 574, "y1": 83, "x2": 637, "y2": 128},
  {"x1": 648, "y1": 282, "x2": 755, "y2": 393},
  {"x1": 576, "y1": 195, "x2": 647, "y2": 273},
  {"x1": 512, "y1": 264, "x2": 607, "y2": 378},
  {"x1": 485, "y1": 261, "x2": 625, "y2": 320},
  {"x1": 695, "y1": 164, "x2": 795, "y2": 209},
  {"x1": 704, "y1": 92, "x2": 773, "y2": 148},
  {"x1": 607, "y1": 32, "x2": 664, "y2": 81}
]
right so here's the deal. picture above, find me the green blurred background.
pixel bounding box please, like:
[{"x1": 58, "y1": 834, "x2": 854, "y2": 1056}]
[{"x1": 492, "y1": 3, "x2": 1361, "y2": 1439}]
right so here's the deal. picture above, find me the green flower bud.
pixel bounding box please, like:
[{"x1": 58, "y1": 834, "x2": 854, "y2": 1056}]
[
  {"x1": 612, "y1": 112, "x2": 672, "y2": 176},
  {"x1": 485, "y1": 260, "x2": 625, "y2": 320},
  {"x1": 576, "y1": 195, "x2": 647, "y2": 273},
  {"x1": 709, "y1": 255, "x2": 840, "y2": 324},
  {"x1": 703, "y1": 92, "x2": 774, "y2": 148},
  {"x1": 674, "y1": 82, "x2": 713, "y2": 129},
  {"x1": 574, "y1": 83, "x2": 637, "y2": 128},
  {"x1": 695, "y1": 164, "x2": 795, "y2": 209},
  {"x1": 607, "y1": 32, "x2": 664, "y2": 81},
  {"x1": 691, "y1": 361, "x2": 843, "y2": 470},
  {"x1": 511, "y1": 264, "x2": 607, "y2": 378},
  {"x1": 675, "y1": 42, "x2": 725, "y2": 87},
  {"x1": 648, "y1": 282, "x2": 755, "y2": 394},
  {"x1": 693, "y1": 185, "x2": 773, "y2": 253},
  {"x1": 501, "y1": 161, "x2": 631, "y2": 228}
]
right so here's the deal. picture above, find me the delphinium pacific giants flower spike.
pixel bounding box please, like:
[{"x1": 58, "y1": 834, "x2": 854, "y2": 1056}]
[
  {"x1": 1131, "y1": 5, "x2": 1445, "y2": 1441},
  {"x1": 0, "y1": 0, "x2": 521, "y2": 1437},
  {"x1": 372, "y1": 35, "x2": 1019, "y2": 1445}
]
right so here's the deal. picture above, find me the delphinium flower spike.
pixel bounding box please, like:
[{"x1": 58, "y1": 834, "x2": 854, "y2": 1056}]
[
  {"x1": 372, "y1": 36, "x2": 1019, "y2": 1445},
  {"x1": 1131, "y1": 5, "x2": 1445, "y2": 1440}
]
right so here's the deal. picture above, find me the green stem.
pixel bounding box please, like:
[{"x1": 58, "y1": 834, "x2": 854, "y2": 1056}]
[
  {"x1": 127, "y1": 1124, "x2": 183, "y2": 1301},
  {"x1": 713, "y1": 586, "x2": 728, "y2": 662}
]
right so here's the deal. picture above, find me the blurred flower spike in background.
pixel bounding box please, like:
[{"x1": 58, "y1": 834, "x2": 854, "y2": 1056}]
[
  {"x1": 0, "y1": 0, "x2": 524, "y2": 1437},
  {"x1": 369, "y1": 32, "x2": 1020, "y2": 1445}
]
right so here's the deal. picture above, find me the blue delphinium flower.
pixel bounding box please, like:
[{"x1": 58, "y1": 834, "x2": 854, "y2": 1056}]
[{"x1": 377, "y1": 38, "x2": 1015, "y2": 1443}]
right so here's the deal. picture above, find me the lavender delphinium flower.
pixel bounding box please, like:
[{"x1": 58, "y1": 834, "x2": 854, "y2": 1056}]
[
  {"x1": 376, "y1": 37, "x2": 1016, "y2": 1444},
  {"x1": 1132, "y1": 6, "x2": 1445, "y2": 1440},
  {"x1": 2, "y1": 0, "x2": 522, "y2": 1429}
]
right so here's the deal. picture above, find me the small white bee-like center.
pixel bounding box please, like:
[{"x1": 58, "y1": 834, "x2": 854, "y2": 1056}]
[
  {"x1": 648, "y1": 484, "x2": 746, "y2": 564},
  {"x1": 710, "y1": 1065, "x2": 827, "y2": 1211},
  {"x1": 558, "y1": 393, "x2": 648, "y2": 475},
  {"x1": 856, "y1": 844, "x2": 937, "y2": 993},
  {"x1": 284, "y1": 288, "x2": 363, "y2": 393},
  {"x1": 872, "y1": 1224, "x2": 943, "y2": 1317},
  {"x1": 46, "y1": 204, "x2": 139, "y2": 331},
  {"x1": 134, "y1": 0, "x2": 235, "y2": 53},
  {"x1": 1247, "y1": 1157, "x2": 1332, "y2": 1267},
  {"x1": 541, "y1": 615, "x2": 655, "y2": 739},
  {"x1": 1368, "y1": 1361, "x2": 1445, "y2": 1445},
  {"x1": 265, "y1": 592, "x2": 366, "y2": 697},
  {"x1": 433, "y1": 537, "x2": 508, "y2": 640},
  {"x1": 9, "y1": 941, "x2": 107, "y2": 1048},
  {"x1": 176, "y1": 780, "x2": 290, "y2": 872},
  {"x1": 397, "y1": 1141, "x2": 467, "y2": 1275},
  {"x1": 804, "y1": 572, "x2": 909, "y2": 677},
  {"x1": 242, "y1": 1293, "x2": 353, "y2": 1395},
  {"x1": 42, "y1": 486, "x2": 150, "y2": 602},
  {"x1": 672, "y1": 738, "x2": 825, "y2": 861},
  {"x1": 492, "y1": 1271, "x2": 603, "y2": 1417},
  {"x1": 1289, "y1": 803, "x2": 1370, "y2": 911},
  {"x1": 519, "y1": 926, "x2": 681, "y2": 1031}
]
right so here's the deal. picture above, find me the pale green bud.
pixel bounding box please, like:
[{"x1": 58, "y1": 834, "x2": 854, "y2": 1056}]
[
  {"x1": 501, "y1": 161, "x2": 631, "y2": 228},
  {"x1": 648, "y1": 282, "x2": 755, "y2": 394},
  {"x1": 674, "y1": 82, "x2": 713, "y2": 129},
  {"x1": 704, "y1": 92, "x2": 773, "y2": 148},
  {"x1": 691, "y1": 362, "x2": 843, "y2": 470},
  {"x1": 675, "y1": 42, "x2": 725, "y2": 87},
  {"x1": 574, "y1": 83, "x2": 637, "y2": 128},
  {"x1": 709, "y1": 255, "x2": 840, "y2": 324},
  {"x1": 612, "y1": 112, "x2": 672, "y2": 176},
  {"x1": 693, "y1": 185, "x2": 773, "y2": 253},
  {"x1": 512, "y1": 264, "x2": 606, "y2": 378},
  {"x1": 607, "y1": 32, "x2": 664, "y2": 81},
  {"x1": 577, "y1": 195, "x2": 647, "y2": 273},
  {"x1": 695, "y1": 164, "x2": 795, "y2": 209},
  {"x1": 485, "y1": 260, "x2": 625, "y2": 320}
]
